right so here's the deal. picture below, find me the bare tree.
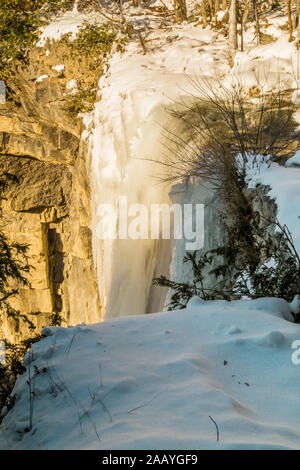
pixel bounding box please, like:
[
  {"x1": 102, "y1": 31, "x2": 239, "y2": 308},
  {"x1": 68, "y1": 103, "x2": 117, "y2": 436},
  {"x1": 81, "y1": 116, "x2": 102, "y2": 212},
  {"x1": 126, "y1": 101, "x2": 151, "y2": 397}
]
[
  {"x1": 253, "y1": 0, "x2": 261, "y2": 45},
  {"x1": 287, "y1": 0, "x2": 293, "y2": 42},
  {"x1": 97, "y1": 0, "x2": 148, "y2": 54},
  {"x1": 242, "y1": 0, "x2": 250, "y2": 27},
  {"x1": 297, "y1": 0, "x2": 300, "y2": 40},
  {"x1": 153, "y1": 74, "x2": 297, "y2": 189},
  {"x1": 214, "y1": 0, "x2": 219, "y2": 21},
  {"x1": 237, "y1": 0, "x2": 250, "y2": 53},
  {"x1": 174, "y1": 0, "x2": 187, "y2": 22},
  {"x1": 208, "y1": 0, "x2": 213, "y2": 21},
  {"x1": 201, "y1": 0, "x2": 208, "y2": 27},
  {"x1": 238, "y1": 2, "x2": 244, "y2": 51},
  {"x1": 229, "y1": 0, "x2": 238, "y2": 65}
]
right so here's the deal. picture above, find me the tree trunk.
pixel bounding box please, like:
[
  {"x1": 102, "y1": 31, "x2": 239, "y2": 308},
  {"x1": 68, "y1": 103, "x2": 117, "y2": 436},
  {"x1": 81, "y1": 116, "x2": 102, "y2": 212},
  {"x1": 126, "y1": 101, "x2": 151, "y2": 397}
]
[
  {"x1": 174, "y1": 0, "x2": 187, "y2": 22},
  {"x1": 287, "y1": 0, "x2": 293, "y2": 42},
  {"x1": 201, "y1": 1, "x2": 208, "y2": 28},
  {"x1": 242, "y1": 0, "x2": 249, "y2": 27},
  {"x1": 239, "y1": 3, "x2": 244, "y2": 52},
  {"x1": 208, "y1": 0, "x2": 213, "y2": 21},
  {"x1": 253, "y1": 0, "x2": 261, "y2": 45},
  {"x1": 214, "y1": 0, "x2": 219, "y2": 21},
  {"x1": 229, "y1": 0, "x2": 238, "y2": 66},
  {"x1": 297, "y1": 0, "x2": 300, "y2": 39}
]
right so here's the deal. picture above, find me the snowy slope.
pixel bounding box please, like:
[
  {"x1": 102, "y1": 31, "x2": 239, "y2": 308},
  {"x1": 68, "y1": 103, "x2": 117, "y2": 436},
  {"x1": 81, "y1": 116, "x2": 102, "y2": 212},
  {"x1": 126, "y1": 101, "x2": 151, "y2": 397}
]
[{"x1": 1, "y1": 298, "x2": 300, "y2": 450}]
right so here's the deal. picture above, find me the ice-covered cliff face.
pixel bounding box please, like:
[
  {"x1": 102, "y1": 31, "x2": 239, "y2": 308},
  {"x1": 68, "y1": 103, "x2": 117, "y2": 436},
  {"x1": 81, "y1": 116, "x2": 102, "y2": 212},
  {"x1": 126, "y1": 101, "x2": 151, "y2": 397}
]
[
  {"x1": 87, "y1": 23, "x2": 228, "y2": 318},
  {"x1": 86, "y1": 28, "x2": 230, "y2": 318},
  {"x1": 90, "y1": 101, "x2": 172, "y2": 318},
  {"x1": 86, "y1": 6, "x2": 299, "y2": 319}
]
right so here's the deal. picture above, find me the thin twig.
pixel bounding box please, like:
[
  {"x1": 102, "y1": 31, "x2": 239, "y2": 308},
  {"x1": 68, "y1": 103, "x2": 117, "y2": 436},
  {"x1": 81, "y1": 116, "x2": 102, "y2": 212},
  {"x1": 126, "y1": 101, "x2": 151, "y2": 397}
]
[
  {"x1": 49, "y1": 362, "x2": 102, "y2": 443},
  {"x1": 128, "y1": 389, "x2": 167, "y2": 414},
  {"x1": 158, "y1": 0, "x2": 172, "y2": 13},
  {"x1": 209, "y1": 415, "x2": 220, "y2": 442},
  {"x1": 64, "y1": 333, "x2": 77, "y2": 359},
  {"x1": 87, "y1": 385, "x2": 112, "y2": 424},
  {"x1": 98, "y1": 397, "x2": 113, "y2": 424},
  {"x1": 27, "y1": 352, "x2": 33, "y2": 431},
  {"x1": 99, "y1": 361, "x2": 103, "y2": 389}
]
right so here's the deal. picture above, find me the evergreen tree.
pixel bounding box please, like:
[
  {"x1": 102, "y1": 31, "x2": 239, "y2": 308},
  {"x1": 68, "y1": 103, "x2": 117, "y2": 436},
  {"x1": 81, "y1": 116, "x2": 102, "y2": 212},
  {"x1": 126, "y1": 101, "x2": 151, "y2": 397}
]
[
  {"x1": 154, "y1": 216, "x2": 300, "y2": 316},
  {"x1": 0, "y1": 172, "x2": 37, "y2": 417},
  {"x1": 0, "y1": 173, "x2": 30, "y2": 325}
]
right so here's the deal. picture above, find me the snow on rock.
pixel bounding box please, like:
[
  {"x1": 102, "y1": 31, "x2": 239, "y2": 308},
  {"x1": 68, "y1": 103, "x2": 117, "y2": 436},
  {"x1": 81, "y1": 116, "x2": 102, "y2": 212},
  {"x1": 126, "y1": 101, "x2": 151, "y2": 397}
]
[
  {"x1": 231, "y1": 297, "x2": 295, "y2": 322},
  {"x1": 245, "y1": 157, "x2": 300, "y2": 255},
  {"x1": 186, "y1": 296, "x2": 206, "y2": 309},
  {"x1": 256, "y1": 331, "x2": 286, "y2": 348},
  {"x1": 289, "y1": 295, "x2": 300, "y2": 315},
  {"x1": 227, "y1": 326, "x2": 243, "y2": 335},
  {"x1": 52, "y1": 64, "x2": 65, "y2": 72},
  {"x1": 41, "y1": 326, "x2": 56, "y2": 337},
  {"x1": 36, "y1": 74, "x2": 48, "y2": 83},
  {"x1": 1, "y1": 298, "x2": 300, "y2": 450},
  {"x1": 36, "y1": 10, "x2": 103, "y2": 47},
  {"x1": 188, "y1": 297, "x2": 294, "y2": 322},
  {"x1": 66, "y1": 79, "x2": 78, "y2": 94},
  {"x1": 286, "y1": 151, "x2": 300, "y2": 168}
]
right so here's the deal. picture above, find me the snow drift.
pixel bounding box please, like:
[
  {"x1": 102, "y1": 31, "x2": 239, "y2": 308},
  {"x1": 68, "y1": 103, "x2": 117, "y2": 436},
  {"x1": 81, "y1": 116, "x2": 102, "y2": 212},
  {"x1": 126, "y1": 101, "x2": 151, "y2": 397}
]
[{"x1": 1, "y1": 297, "x2": 300, "y2": 450}]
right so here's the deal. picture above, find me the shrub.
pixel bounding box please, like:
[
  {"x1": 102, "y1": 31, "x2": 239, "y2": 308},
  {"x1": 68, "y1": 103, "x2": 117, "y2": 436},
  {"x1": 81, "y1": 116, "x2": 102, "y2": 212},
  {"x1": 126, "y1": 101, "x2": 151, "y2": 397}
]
[
  {"x1": 153, "y1": 76, "x2": 300, "y2": 315},
  {"x1": 67, "y1": 21, "x2": 118, "y2": 57},
  {"x1": 0, "y1": 173, "x2": 44, "y2": 419},
  {"x1": 61, "y1": 21, "x2": 129, "y2": 115},
  {"x1": 0, "y1": 0, "x2": 74, "y2": 74},
  {"x1": 0, "y1": 174, "x2": 30, "y2": 320},
  {"x1": 0, "y1": 336, "x2": 42, "y2": 422},
  {"x1": 158, "y1": 75, "x2": 297, "y2": 188},
  {"x1": 0, "y1": 170, "x2": 66, "y2": 417},
  {"x1": 64, "y1": 87, "x2": 98, "y2": 116},
  {"x1": 154, "y1": 217, "x2": 300, "y2": 313}
]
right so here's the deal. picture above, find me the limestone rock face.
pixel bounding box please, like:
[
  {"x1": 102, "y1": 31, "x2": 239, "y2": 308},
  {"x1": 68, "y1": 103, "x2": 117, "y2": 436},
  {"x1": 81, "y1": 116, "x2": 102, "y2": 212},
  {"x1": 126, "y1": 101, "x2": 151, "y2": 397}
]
[{"x1": 0, "y1": 42, "x2": 102, "y2": 343}]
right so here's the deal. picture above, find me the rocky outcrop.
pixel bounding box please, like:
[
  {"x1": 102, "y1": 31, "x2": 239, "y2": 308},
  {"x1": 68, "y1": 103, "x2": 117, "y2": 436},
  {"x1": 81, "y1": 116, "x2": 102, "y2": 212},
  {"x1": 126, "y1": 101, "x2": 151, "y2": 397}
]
[
  {"x1": 167, "y1": 176, "x2": 278, "y2": 305},
  {"x1": 0, "y1": 42, "x2": 101, "y2": 342}
]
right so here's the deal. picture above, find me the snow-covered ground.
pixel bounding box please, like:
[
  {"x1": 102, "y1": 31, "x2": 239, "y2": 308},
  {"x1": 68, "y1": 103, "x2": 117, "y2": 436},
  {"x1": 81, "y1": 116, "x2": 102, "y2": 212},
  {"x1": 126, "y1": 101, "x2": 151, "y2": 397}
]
[{"x1": 1, "y1": 297, "x2": 300, "y2": 450}]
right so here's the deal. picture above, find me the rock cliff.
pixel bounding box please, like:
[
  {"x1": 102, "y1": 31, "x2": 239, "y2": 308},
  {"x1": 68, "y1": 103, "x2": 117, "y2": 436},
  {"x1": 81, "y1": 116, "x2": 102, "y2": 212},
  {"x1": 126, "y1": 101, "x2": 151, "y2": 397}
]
[{"x1": 0, "y1": 41, "x2": 101, "y2": 342}]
